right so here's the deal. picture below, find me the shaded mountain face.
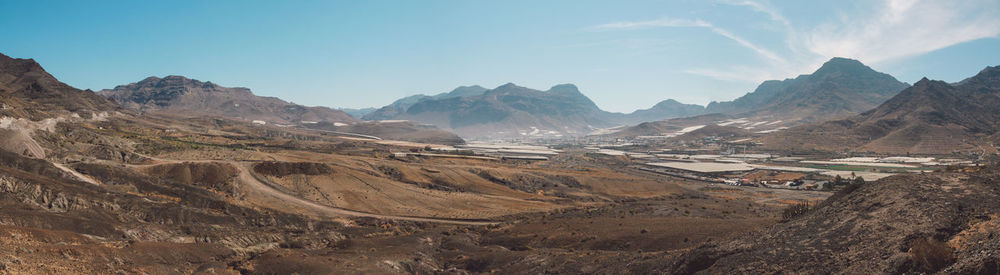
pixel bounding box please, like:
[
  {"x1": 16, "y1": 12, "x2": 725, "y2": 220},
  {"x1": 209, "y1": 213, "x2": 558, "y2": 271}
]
[
  {"x1": 618, "y1": 99, "x2": 706, "y2": 125},
  {"x1": 338, "y1": 107, "x2": 376, "y2": 119},
  {"x1": 706, "y1": 57, "x2": 909, "y2": 123},
  {"x1": 365, "y1": 83, "x2": 710, "y2": 139},
  {"x1": 304, "y1": 120, "x2": 465, "y2": 145},
  {"x1": 100, "y1": 76, "x2": 466, "y2": 144},
  {"x1": 365, "y1": 83, "x2": 617, "y2": 138},
  {"x1": 0, "y1": 53, "x2": 115, "y2": 119},
  {"x1": 99, "y1": 76, "x2": 357, "y2": 125},
  {"x1": 705, "y1": 77, "x2": 804, "y2": 115},
  {"x1": 363, "y1": 85, "x2": 488, "y2": 121},
  {"x1": 762, "y1": 65, "x2": 1000, "y2": 154},
  {"x1": 604, "y1": 113, "x2": 733, "y2": 138},
  {"x1": 603, "y1": 57, "x2": 909, "y2": 138}
]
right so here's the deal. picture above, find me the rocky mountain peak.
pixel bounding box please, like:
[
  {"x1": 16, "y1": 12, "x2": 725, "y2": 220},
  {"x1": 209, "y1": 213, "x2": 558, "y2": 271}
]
[
  {"x1": 0, "y1": 53, "x2": 46, "y2": 78},
  {"x1": 0, "y1": 52, "x2": 115, "y2": 117},
  {"x1": 125, "y1": 75, "x2": 226, "y2": 92},
  {"x1": 495, "y1": 82, "x2": 523, "y2": 90},
  {"x1": 548, "y1": 83, "x2": 579, "y2": 93},
  {"x1": 812, "y1": 57, "x2": 880, "y2": 79},
  {"x1": 652, "y1": 99, "x2": 683, "y2": 107},
  {"x1": 956, "y1": 65, "x2": 1000, "y2": 92}
]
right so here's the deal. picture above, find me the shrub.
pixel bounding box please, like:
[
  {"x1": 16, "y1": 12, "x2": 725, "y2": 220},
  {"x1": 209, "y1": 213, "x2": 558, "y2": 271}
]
[
  {"x1": 908, "y1": 237, "x2": 955, "y2": 272},
  {"x1": 781, "y1": 202, "x2": 814, "y2": 221},
  {"x1": 376, "y1": 165, "x2": 404, "y2": 181},
  {"x1": 253, "y1": 161, "x2": 332, "y2": 177}
]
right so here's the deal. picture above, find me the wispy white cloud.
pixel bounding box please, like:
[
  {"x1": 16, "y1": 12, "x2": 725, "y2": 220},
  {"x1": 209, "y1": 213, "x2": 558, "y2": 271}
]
[
  {"x1": 590, "y1": 17, "x2": 787, "y2": 64},
  {"x1": 589, "y1": 0, "x2": 1000, "y2": 83},
  {"x1": 706, "y1": 27, "x2": 786, "y2": 64},
  {"x1": 719, "y1": 0, "x2": 791, "y2": 30},
  {"x1": 683, "y1": 67, "x2": 785, "y2": 83},
  {"x1": 804, "y1": 0, "x2": 1000, "y2": 63},
  {"x1": 718, "y1": 0, "x2": 804, "y2": 57},
  {"x1": 589, "y1": 18, "x2": 711, "y2": 30}
]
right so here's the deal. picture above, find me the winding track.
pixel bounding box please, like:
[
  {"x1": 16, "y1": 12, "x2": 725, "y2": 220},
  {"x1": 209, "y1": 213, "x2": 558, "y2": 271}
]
[
  {"x1": 230, "y1": 162, "x2": 499, "y2": 225},
  {"x1": 51, "y1": 162, "x2": 101, "y2": 186},
  {"x1": 120, "y1": 157, "x2": 499, "y2": 225}
]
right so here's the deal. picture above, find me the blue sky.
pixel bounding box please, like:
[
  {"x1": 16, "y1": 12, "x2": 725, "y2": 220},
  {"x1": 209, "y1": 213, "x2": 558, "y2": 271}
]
[{"x1": 2, "y1": 0, "x2": 999, "y2": 112}]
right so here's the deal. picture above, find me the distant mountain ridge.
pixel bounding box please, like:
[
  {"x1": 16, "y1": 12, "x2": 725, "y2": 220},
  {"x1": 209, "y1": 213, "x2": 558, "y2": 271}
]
[
  {"x1": 338, "y1": 107, "x2": 376, "y2": 119},
  {"x1": 363, "y1": 85, "x2": 488, "y2": 121},
  {"x1": 379, "y1": 83, "x2": 611, "y2": 138},
  {"x1": 99, "y1": 75, "x2": 358, "y2": 125},
  {"x1": 616, "y1": 99, "x2": 706, "y2": 125},
  {"x1": 365, "y1": 83, "x2": 706, "y2": 138},
  {"x1": 99, "y1": 75, "x2": 467, "y2": 144},
  {"x1": 601, "y1": 57, "x2": 910, "y2": 137},
  {"x1": 368, "y1": 58, "x2": 909, "y2": 139},
  {"x1": 0, "y1": 53, "x2": 115, "y2": 119},
  {"x1": 706, "y1": 57, "x2": 909, "y2": 123},
  {"x1": 763, "y1": 65, "x2": 1000, "y2": 154}
]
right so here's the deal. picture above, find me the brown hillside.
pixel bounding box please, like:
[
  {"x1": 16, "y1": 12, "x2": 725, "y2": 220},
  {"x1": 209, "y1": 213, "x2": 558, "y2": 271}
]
[
  {"x1": 763, "y1": 66, "x2": 1000, "y2": 155},
  {"x1": 99, "y1": 75, "x2": 357, "y2": 125},
  {"x1": 669, "y1": 167, "x2": 1000, "y2": 274},
  {"x1": 0, "y1": 53, "x2": 115, "y2": 119}
]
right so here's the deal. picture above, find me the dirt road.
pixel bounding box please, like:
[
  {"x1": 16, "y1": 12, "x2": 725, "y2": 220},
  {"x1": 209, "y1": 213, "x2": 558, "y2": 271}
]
[
  {"x1": 127, "y1": 157, "x2": 498, "y2": 225},
  {"x1": 51, "y1": 162, "x2": 101, "y2": 185}
]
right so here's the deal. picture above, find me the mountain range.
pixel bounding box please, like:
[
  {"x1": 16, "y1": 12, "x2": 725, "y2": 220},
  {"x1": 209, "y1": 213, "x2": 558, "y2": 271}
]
[
  {"x1": 363, "y1": 83, "x2": 713, "y2": 139},
  {"x1": 705, "y1": 57, "x2": 909, "y2": 122},
  {"x1": 97, "y1": 75, "x2": 465, "y2": 144},
  {"x1": 364, "y1": 83, "x2": 608, "y2": 138},
  {"x1": 363, "y1": 85, "x2": 489, "y2": 121},
  {"x1": 616, "y1": 99, "x2": 706, "y2": 125},
  {"x1": 337, "y1": 107, "x2": 376, "y2": 119},
  {"x1": 762, "y1": 65, "x2": 1000, "y2": 154},
  {"x1": 603, "y1": 57, "x2": 910, "y2": 137},
  {"x1": 7, "y1": 50, "x2": 997, "y2": 154},
  {"x1": 365, "y1": 57, "x2": 909, "y2": 139},
  {"x1": 98, "y1": 76, "x2": 358, "y2": 125},
  {"x1": 2, "y1": 50, "x2": 1000, "y2": 273}
]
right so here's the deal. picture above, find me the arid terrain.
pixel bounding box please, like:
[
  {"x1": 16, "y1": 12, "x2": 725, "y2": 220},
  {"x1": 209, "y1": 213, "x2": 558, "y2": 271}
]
[
  {"x1": 0, "y1": 53, "x2": 827, "y2": 272},
  {"x1": 3, "y1": 5, "x2": 1000, "y2": 272},
  {"x1": 0, "y1": 106, "x2": 837, "y2": 273}
]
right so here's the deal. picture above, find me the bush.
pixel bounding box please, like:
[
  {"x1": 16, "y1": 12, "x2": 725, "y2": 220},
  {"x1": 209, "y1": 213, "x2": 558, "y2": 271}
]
[
  {"x1": 253, "y1": 161, "x2": 332, "y2": 177},
  {"x1": 817, "y1": 180, "x2": 868, "y2": 209},
  {"x1": 376, "y1": 165, "x2": 404, "y2": 181},
  {"x1": 781, "y1": 202, "x2": 814, "y2": 221},
  {"x1": 908, "y1": 237, "x2": 955, "y2": 272}
]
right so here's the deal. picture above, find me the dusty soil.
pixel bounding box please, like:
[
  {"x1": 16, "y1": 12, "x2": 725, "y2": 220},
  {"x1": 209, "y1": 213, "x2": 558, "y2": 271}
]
[
  {"x1": 0, "y1": 112, "x2": 851, "y2": 274},
  {"x1": 668, "y1": 168, "x2": 1000, "y2": 274}
]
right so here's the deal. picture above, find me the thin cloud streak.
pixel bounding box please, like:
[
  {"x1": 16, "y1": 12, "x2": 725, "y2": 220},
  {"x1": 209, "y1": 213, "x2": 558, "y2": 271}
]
[
  {"x1": 683, "y1": 67, "x2": 783, "y2": 83},
  {"x1": 720, "y1": 0, "x2": 791, "y2": 30},
  {"x1": 590, "y1": 17, "x2": 786, "y2": 64},
  {"x1": 718, "y1": 0, "x2": 804, "y2": 57},
  {"x1": 589, "y1": 0, "x2": 1000, "y2": 84},
  {"x1": 805, "y1": 0, "x2": 1000, "y2": 63},
  {"x1": 589, "y1": 18, "x2": 711, "y2": 30},
  {"x1": 706, "y1": 27, "x2": 786, "y2": 64}
]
